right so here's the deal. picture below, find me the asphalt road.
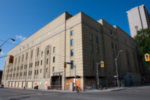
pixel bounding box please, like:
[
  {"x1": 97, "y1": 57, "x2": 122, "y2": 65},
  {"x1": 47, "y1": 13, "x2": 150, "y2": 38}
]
[{"x1": 0, "y1": 86, "x2": 150, "y2": 100}]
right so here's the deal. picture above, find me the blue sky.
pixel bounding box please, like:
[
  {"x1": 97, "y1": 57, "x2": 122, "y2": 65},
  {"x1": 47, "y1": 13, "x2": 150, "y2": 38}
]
[{"x1": 0, "y1": 0, "x2": 150, "y2": 70}]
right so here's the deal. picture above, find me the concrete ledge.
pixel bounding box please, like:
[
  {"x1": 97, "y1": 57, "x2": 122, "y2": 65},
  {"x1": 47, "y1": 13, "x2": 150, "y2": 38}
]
[{"x1": 84, "y1": 87, "x2": 125, "y2": 93}]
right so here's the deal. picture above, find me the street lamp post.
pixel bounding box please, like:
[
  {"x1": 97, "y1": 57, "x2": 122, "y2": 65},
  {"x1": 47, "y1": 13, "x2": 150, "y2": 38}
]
[
  {"x1": 0, "y1": 38, "x2": 15, "y2": 53},
  {"x1": 96, "y1": 62, "x2": 100, "y2": 89},
  {"x1": 115, "y1": 50, "x2": 123, "y2": 88},
  {"x1": 0, "y1": 38, "x2": 15, "y2": 88},
  {"x1": 74, "y1": 65, "x2": 76, "y2": 87}
]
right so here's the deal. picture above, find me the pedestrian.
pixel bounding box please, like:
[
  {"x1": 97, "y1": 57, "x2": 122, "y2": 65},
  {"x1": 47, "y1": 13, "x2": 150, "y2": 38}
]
[{"x1": 76, "y1": 86, "x2": 81, "y2": 93}]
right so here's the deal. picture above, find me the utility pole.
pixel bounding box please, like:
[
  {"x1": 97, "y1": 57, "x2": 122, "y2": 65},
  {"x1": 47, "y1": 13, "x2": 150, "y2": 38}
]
[
  {"x1": 115, "y1": 50, "x2": 123, "y2": 88},
  {"x1": 0, "y1": 38, "x2": 15, "y2": 88},
  {"x1": 64, "y1": 62, "x2": 73, "y2": 90},
  {"x1": 74, "y1": 65, "x2": 76, "y2": 82},
  {"x1": 96, "y1": 61, "x2": 104, "y2": 89},
  {"x1": 115, "y1": 58, "x2": 120, "y2": 88},
  {"x1": 74, "y1": 65, "x2": 76, "y2": 87},
  {"x1": 64, "y1": 18, "x2": 67, "y2": 90},
  {"x1": 96, "y1": 63, "x2": 100, "y2": 89},
  {"x1": 64, "y1": 62, "x2": 66, "y2": 90}
]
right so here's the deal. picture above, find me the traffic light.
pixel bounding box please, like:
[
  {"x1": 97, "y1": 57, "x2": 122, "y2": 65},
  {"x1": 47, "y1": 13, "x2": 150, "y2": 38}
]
[
  {"x1": 145, "y1": 53, "x2": 150, "y2": 62},
  {"x1": 0, "y1": 48, "x2": 1, "y2": 53},
  {"x1": 9, "y1": 55, "x2": 14, "y2": 63},
  {"x1": 100, "y1": 60, "x2": 104, "y2": 68},
  {"x1": 64, "y1": 62, "x2": 66, "y2": 68}
]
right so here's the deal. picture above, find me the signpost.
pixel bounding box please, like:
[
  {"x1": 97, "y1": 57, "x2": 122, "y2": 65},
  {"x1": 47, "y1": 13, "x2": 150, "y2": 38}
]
[
  {"x1": 96, "y1": 60, "x2": 104, "y2": 89},
  {"x1": 64, "y1": 62, "x2": 73, "y2": 90}
]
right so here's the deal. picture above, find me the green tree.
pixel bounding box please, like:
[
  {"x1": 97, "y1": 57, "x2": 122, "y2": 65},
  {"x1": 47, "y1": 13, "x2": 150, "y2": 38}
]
[{"x1": 135, "y1": 28, "x2": 150, "y2": 68}]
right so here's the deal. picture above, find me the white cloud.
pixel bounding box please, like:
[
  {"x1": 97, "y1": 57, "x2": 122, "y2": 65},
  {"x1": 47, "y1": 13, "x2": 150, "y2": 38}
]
[{"x1": 16, "y1": 35, "x2": 26, "y2": 41}]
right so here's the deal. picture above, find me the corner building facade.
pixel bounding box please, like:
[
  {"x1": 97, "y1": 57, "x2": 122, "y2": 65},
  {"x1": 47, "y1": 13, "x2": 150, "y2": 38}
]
[{"x1": 2, "y1": 12, "x2": 141, "y2": 90}]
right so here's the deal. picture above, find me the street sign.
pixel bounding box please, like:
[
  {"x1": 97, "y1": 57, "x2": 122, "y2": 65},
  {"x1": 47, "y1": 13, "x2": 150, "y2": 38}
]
[
  {"x1": 113, "y1": 75, "x2": 118, "y2": 78},
  {"x1": 145, "y1": 53, "x2": 150, "y2": 62},
  {"x1": 64, "y1": 62, "x2": 73, "y2": 68},
  {"x1": 100, "y1": 60, "x2": 104, "y2": 68},
  {"x1": 67, "y1": 62, "x2": 73, "y2": 65}
]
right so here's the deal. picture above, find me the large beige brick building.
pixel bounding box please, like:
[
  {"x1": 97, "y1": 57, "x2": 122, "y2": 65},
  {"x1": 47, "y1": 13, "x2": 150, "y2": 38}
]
[{"x1": 2, "y1": 12, "x2": 141, "y2": 90}]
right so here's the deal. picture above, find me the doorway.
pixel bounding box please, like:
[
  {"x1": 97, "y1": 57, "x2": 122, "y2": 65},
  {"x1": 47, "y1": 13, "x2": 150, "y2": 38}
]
[{"x1": 51, "y1": 76, "x2": 62, "y2": 89}]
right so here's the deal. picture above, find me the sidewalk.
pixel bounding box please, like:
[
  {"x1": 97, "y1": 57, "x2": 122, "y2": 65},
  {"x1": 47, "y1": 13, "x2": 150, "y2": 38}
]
[
  {"x1": 44, "y1": 87, "x2": 125, "y2": 93},
  {"x1": 84, "y1": 87, "x2": 125, "y2": 93},
  {"x1": 4, "y1": 87, "x2": 125, "y2": 93}
]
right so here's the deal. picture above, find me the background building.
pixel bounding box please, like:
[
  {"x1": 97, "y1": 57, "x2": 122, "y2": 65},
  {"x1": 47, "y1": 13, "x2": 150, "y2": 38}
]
[
  {"x1": 127, "y1": 4, "x2": 150, "y2": 38},
  {"x1": 2, "y1": 12, "x2": 141, "y2": 90}
]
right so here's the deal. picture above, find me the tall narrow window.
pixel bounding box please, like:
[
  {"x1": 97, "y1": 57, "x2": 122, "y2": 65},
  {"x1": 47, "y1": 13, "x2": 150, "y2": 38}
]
[
  {"x1": 70, "y1": 60, "x2": 74, "y2": 69},
  {"x1": 52, "y1": 66, "x2": 55, "y2": 72},
  {"x1": 19, "y1": 56, "x2": 20, "y2": 63},
  {"x1": 41, "y1": 51, "x2": 43, "y2": 57},
  {"x1": 71, "y1": 49, "x2": 74, "y2": 56},
  {"x1": 37, "y1": 61, "x2": 39, "y2": 66},
  {"x1": 37, "y1": 48, "x2": 39, "y2": 56},
  {"x1": 15, "y1": 58, "x2": 17, "y2": 65},
  {"x1": 37, "y1": 70, "x2": 39, "y2": 75},
  {"x1": 34, "y1": 70, "x2": 36, "y2": 75},
  {"x1": 31, "y1": 50, "x2": 33, "y2": 58},
  {"x1": 47, "y1": 59, "x2": 49, "y2": 64},
  {"x1": 70, "y1": 39, "x2": 74, "y2": 46},
  {"x1": 40, "y1": 69, "x2": 42, "y2": 73},
  {"x1": 41, "y1": 60, "x2": 42, "y2": 65},
  {"x1": 53, "y1": 57, "x2": 55, "y2": 63},
  {"x1": 26, "y1": 53, "x2": 28, "y2": 60},
  {"x1": 53, "y1": 47, "x2": 56, "y2": 53},
  {"x1": 46, "y1": 68, "x2": 48, "y2": 73},
  {"x1": 70, "y1": 30, "x2": 74, "y2": 36},
  {"x1": 47, "y1": 49, "x2": 49, "y2": 55},
  {"x1": 22, "y1": 55, "x2": 24, "y2": 62}
]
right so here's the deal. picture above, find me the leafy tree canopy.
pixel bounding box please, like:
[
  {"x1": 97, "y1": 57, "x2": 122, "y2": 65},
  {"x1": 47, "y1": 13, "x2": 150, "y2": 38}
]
[
  {"x1": 135, "y1": 28, "x2": 150, "y2": 68},
  {"x1": 135, "y1": 28, "x2": 150, "y2": 56}
]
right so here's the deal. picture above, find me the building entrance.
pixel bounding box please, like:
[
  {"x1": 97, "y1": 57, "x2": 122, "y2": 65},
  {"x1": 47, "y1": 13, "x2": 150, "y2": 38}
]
[{"x1": 51, "y1": 76, "x2": 62, "y2": 89}]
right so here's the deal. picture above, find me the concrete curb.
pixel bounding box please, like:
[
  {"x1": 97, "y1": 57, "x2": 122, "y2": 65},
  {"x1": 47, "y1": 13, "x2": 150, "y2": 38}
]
[
  {"x1": 84, "y1": 87, "x2": 125, "y2": 93},
  {"x1": 3, "y1": 87, "x2": 125, "y2": 93}
]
